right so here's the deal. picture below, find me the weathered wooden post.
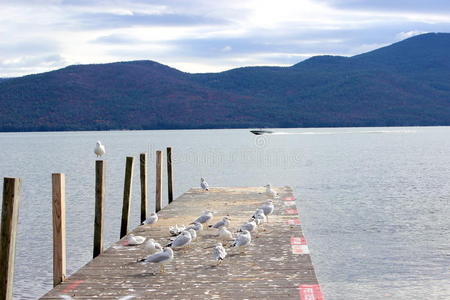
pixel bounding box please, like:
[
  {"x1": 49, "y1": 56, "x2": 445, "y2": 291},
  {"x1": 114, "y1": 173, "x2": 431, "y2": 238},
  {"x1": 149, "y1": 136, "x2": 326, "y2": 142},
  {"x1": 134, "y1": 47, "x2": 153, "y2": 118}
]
[
  {"x1": 52, "y1": 173, "x2": 66, "y2": 287},
  {"x1": 93, "y1": 160, "x2": 105, "y2": 258},
  {"x1": 120, "y1": 156, "x2": 134, "y2": 238},
  {"x1": 167, "y1": 147, "x2": 174, "y2": 204},
  {"x1": 140, "y1": 153, "x2": 148, "y2": 223},
  {"x1": 155, "y1": 150, "x2": 163, "y2": 212},
  {"x1": 0, "y1": 178, "x2": 21, "y2": 300}
]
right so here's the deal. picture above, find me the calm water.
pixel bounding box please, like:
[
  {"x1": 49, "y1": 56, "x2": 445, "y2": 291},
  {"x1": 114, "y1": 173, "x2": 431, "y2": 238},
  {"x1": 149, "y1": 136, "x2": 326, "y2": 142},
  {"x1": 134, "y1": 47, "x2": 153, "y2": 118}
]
[{"x1": 0, "y1": 127, "x2": 449, "y2": 299}]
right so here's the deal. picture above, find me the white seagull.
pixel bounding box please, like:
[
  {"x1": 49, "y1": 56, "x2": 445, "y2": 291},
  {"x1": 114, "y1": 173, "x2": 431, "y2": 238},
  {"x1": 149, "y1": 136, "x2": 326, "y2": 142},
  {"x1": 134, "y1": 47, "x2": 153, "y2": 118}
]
[
  {"x1": 167, "y1": 230, "x2": 192, "y2": 250},
  {"x1": 193, "y1": 211, "x2": 214, "y2": 225},
  {"x1": 252, "y1": 208, "x2": 267, "y2": 224},
  {"x1": 94, "y1": 141, "x2": 106, "y2": 157},
  {"x1": 210, "y1": 216, "x2": 231, "y2": 229},
  {"x1": 144, "y1": 238, "x2": 163, "y2": 254},
  {"x1": 212, "y1": 243, "x2": 227, "y2": 265},
  {"x1": 231, "y1": 230, "x2": 252, "y2": 253},
  {"x1": 201, "y1": 177, "x2": 209, "y2": 191},
  {"x1": 264, "y1": 184, "x2": 279, "y2": 198},
  {"x1": 127, "y1": 234, "x2": 146, "y2": 246},
  {"x1": 187, "y1": 228, "x2": 197, "y2": 241},
  {"x1": 138, "y1": 247, "x2": 174, "y2": 273},
  {"x1": 169, "y1": 224, "x2": 186, "y2": 236},
  {"x1": 142, "y1": 212, "x2": 158, "y2": 225},
  {"x1": 218, "y1": 227, "x2": 234, "y2": 242},
  {"x1": 260, "y1": 200, "x2": 274, "y2": 222}
]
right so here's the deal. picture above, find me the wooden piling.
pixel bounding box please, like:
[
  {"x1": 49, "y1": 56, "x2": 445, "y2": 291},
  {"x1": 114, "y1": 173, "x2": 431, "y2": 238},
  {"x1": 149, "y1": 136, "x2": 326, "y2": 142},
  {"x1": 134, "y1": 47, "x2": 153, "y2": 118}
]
[
  {"x1": 0, "y1": 178, "x2": 21, "y2": 300},
  {"x1": 140, "y1": 153, "x2": 148, "y2": 223},
  {"x1": 120, "y1": 156, "x2": 134, "y2": 238},
  {"x1": 51, "y1": 173, "x2": 66, "y2": 287},
  {"x1": 93, "y1": 161, "x2": 105, "y2": 258},
  {"x1": 167, "y1": 147, "x2": 173, "y2": 204},
  {"x1": 155, "y1": 150, "x2": 163, "y2": 212}
]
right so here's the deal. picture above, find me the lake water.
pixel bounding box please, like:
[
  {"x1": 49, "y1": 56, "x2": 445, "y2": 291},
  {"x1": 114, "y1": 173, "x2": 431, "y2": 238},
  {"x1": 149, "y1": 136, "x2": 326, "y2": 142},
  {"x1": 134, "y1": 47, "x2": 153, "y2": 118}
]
[{"x1": 0, "y1": 127, "x2": 449, "y2": 299}]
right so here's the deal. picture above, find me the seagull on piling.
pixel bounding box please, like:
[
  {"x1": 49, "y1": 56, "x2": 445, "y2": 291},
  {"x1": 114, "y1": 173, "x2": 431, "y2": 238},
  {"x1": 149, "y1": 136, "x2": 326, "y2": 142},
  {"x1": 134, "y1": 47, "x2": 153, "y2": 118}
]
[
  {"x1": 138, "y1": 247, "x2": 174, "y2": 273},
  {"x1": 264, "y1": 184, "x2": 278, "y2": 199},
  {"x1": 94, "y1": 141, "x2": 105, "y2": 157},
  {"x1": 212, "y1": 243, "x2": 227, "y2": 265},
  {"x1": 127, "y1": 234, "x2": 146, "y2": 246},
  {"x1": 144, "y1": 238, "x2": 163, "y2": 254},
  {"x1": 201, "y1": 178, "x2": 209, "y2": 191},
  {"x1": 142, "y1": 212, "x2": 158, "y2": 225},
  {"x1": 209, "y1": 216, "x2": 231, "y2": 229}
]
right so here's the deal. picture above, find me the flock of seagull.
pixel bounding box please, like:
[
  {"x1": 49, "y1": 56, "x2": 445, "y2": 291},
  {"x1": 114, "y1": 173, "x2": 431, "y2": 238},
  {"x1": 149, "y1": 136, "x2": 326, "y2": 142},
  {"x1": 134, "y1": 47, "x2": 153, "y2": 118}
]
[
  {"x1": 94, "y1": 141, "x2": 280, "y2": 274},
  {"x1": 127, "y1": 183, "x2": 279, "y2": 274}
]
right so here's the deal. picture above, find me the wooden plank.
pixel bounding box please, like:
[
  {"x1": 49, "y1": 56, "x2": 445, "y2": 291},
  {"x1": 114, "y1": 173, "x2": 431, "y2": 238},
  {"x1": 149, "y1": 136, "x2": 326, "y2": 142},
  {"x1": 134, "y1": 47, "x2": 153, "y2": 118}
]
[
  {"x1": 120, "y1": 157, "x2": 134, "y2": 238},
  {"x1": 93, "y1": 160, "x2": 105, "y2": 258},
  {"x1": 155, "y1": 150, "x2": 163, "y2": 212},
  {"x1": 51, "y1": 173, "x2": 66, "y2": 287},
  {"x1": 40, "y1": 186, "x2": 322, "y2": 299},
  {"x1": 0, "y1": 178, "x2": 21, "y2": 300},
  {"x1": 139, "y1": 153, "x2": 147, "y2": 223},
  {"x1": 167, "y1": 147, "x2": 173, "y2": 204}
]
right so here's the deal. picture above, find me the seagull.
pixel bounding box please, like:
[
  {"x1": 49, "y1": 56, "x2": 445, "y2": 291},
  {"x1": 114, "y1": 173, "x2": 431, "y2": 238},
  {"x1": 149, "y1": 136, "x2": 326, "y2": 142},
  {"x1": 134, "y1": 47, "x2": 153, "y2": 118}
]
[
  {"x1": 265, "y1": 184, "x2": 279, "y2": 198},
  {"x1": 144, "y1": 238, "x2": 163, "y2": 254},
  {"x1": 127, "y1": 234, "x2": 146, "y2": 246},
  {"x1": 260, "y1": 200, "x2": 274, "y2": 222},
  {"x1": 252, "y1": 208, "x2": 267, "y2": 224},
  {"x1": 187, "y1": 228, "x2": 197, "y2": 241},
  {"x1": 169, "y1": 224, "x2": 186, "y2": 236},
  {"x1": 201, "y1": 178, "x2": 209, "y2": 191},
  {"x1": 142, "y1": 212, "x2": 158, "y2": 225},
  {"x1": 186, "y1": 221, "x2": 203, "y2": 232},
  {"x1": 94, "y1": 141, "x2": 106, "y2": 157},
  {"x1": 193, "y1": 211, "x2": 214, "y2": 225},
  {"x1": 212, "y1": 243, "x2": 227, "y2": 265},
  {"x1": 239, "y1": 219, "x2": 257, "y2": 233},
  {"x1": 138, "y1": 247, "x2": 174, "y2": 273},
  {"x1": 218, "y1": 227, "x2": 234, "y2": 242},
  {"x1": 166, "y1": 230, "x2": 192, "y2": 250},
  {"x1": 209, "y1": 216, "x2": 231, "y2": 229},
  {"x1": 231, "y1": 230, "x2": 251, "y2": 253}
]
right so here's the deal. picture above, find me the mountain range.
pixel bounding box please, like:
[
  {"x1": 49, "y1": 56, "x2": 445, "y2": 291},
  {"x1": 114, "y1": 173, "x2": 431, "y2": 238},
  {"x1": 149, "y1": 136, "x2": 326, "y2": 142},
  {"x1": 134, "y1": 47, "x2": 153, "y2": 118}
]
[{"x1": 1, "y1": 32, "x2": 450, "y2": 132}]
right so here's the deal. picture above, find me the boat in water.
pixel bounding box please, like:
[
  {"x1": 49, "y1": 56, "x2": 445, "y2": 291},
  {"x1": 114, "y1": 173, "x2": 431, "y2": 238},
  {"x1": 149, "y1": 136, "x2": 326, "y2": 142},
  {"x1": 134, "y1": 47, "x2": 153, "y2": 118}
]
[{"x1": 250, "y1": 129, "x2": 273, "y2": 135}]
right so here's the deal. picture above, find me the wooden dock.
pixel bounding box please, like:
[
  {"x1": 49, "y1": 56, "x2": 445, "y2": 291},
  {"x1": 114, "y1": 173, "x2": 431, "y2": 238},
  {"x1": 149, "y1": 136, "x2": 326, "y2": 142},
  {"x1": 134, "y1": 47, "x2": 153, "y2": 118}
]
[{"x1": 40, "y1": 186, "x2": 323, "y2": 299}]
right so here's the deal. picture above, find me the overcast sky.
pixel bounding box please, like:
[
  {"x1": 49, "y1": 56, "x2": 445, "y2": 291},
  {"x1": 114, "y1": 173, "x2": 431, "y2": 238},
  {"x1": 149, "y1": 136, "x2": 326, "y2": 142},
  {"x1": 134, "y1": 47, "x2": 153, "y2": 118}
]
[{"x1": 1, "y1": 0, "x2": 450, "y2": 77}]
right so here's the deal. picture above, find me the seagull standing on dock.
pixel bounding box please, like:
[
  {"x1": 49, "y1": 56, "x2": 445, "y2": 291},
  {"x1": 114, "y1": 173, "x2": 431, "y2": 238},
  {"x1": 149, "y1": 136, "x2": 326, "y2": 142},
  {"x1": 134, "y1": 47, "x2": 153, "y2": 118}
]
[
  {"x1": 142, "y1": 212, "x2": 158, "y2": 225},
  {"x1": 264, "y1": 184, "x2": 278, "y2": 198},
  {"x1": 193, "y1": 210, "x2": 214, "y2": 225},
  {"x1": 212, "y1": 243, "x2": 227, "y2": 265},
  {"x1": 239, "y1": 219, "x2": 257, "y2": 233},
  {"x1": 260, "y1": 200, "x2": 274, "y2": 222},
  {"x1": 201, "y1": 177, "x2": 209, "y2": 191},
  {"x1": 138, "y1": 247, "x2": 174, "y2": 273},
  {"x1": 210, "y1": 216, "x2": 231, "y2": 229},
  {"x1": 252, "y1": 208, "x2": 267, "y2": 224},
  {"x1": 94, "y1": 141, "x2": 106, "y2": 157},
  {"x1": 187, "y1": 228, "x2": 197, "y2": 241},
  {"x1": 231, "y1": 230, "x2": 251, "y2": 253},
  {"x1": 218, "y1": 227, "x2": 234, "y2": 242},
  {"x1": 167, "y1": 230, "x2": 192, "y2": 250},
  {"x1": 186, "y1": 221, "x2": 203, "y2": 232}
]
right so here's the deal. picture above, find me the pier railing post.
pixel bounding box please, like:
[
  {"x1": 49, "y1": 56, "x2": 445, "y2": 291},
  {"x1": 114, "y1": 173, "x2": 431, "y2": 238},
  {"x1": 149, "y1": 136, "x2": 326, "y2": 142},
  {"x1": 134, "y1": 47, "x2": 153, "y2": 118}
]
[
  {"x1": 52, "y1": 173, "x2": 66, "y2": 287},
  {"x1": 167, "y1": 147, "x2": 173, "y2": 204},
  {"x1": 155, "y1": 151, "x2": 163, "y2": 212},
  {"x1": 0, "y1": 177, "x2": 21, "y2": 300},
  {"x1": 140, "y1": 153, "x2": 148, "y2": 223},
  {"x1": 120, "y1": 156, "x2": 134, "y2": 238},
  {"x1": 93, "y1": 160, "x2": 105, "y2": 258}
]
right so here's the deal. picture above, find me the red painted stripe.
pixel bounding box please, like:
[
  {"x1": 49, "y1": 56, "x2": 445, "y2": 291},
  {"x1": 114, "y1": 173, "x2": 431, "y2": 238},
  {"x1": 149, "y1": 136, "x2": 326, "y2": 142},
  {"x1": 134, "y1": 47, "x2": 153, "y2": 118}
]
[
  {"x1": 292, "y1": 244, "x2": 310, "y2": 254},
  {"x1": 291, "y1": 237, "x2": 307, "y2": 245},
  {"x1": 298, "y1": 284, "x2": 324, "y2": 300},
  {"x1": 285, "y1": 208, "x2": 299, "y2": 215},
  {"x1": 62, "y1": 280, "x2": 84, "y2": 293},
  {"x1": 287, "y1": 219, "x2": 301, "y2": 225},
  {"x1": 284, "y1": 196, "x2": 296, "y2": 201},
  {"x1": 284, "y1": 201, "x2": 296, "y2": 207}
]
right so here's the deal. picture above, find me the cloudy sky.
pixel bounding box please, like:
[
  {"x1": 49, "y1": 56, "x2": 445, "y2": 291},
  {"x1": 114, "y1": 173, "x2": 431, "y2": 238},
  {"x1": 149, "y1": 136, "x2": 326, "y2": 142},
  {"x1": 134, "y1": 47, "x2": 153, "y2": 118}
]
[{"x1": 1, "y1": 0, "x2": 450, "y2": 77}]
